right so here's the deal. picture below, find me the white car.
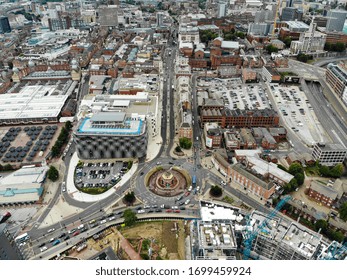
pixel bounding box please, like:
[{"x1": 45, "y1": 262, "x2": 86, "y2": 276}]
[
  {"x1": 221, "y1": 181, "x2": 226, "y2": 186},
  {"x1": 196, "y1": 186, "x2": 200, "y2": 192},
  {"x1": 77, "y1": 224, "x2": 84, "y2": 230},
  {"x1": 40, "y1": 246, "x2": 48, "y2": 252},
  {"x1": 171, "y1": 206, "x2": 178, "y2": 210},
  {"x1": 185, "y1": 199, "x2": 190, "y2": 205},
  {"x1": 188, "y1": 185, "x2": 193, "y2": 192},
  {"x1": 47, "y1": 228, "x2": 55, "y2": 233},
  {"x1": 100, "y1": 219, "x2": 107, "y2": 224},
  {"x1": 109, "y1": 216, "x2": 116, "y2": 221},
  {"x1": 137, "y1": 209, "x2": 145, "y2": 214}
]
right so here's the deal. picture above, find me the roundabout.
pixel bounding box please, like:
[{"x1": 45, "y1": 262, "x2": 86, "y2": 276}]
[{"x1": 146, "y1": 167, "x2": 189, "y2": 197}]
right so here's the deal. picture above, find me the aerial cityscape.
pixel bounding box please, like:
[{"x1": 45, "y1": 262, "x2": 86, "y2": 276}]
[{"x1": 1, "y1": 0, "x2": 347, "y2": 261}]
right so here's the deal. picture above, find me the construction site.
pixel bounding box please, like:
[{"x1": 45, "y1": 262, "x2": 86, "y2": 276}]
[{"x1": 190, "y1": 199, "x2": 346, "y2": 260}]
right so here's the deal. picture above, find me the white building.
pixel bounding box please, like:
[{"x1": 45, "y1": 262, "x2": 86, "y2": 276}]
[
  {"x1": 312, "y1": 143, "x2": 347, "y2": 166},
  {"x1": 290, "y1": 23, "x2": 326, "y2": 54}
]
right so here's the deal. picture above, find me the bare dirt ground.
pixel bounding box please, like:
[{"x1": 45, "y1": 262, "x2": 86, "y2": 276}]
[{"x1": 120, "y1": 221, "x2": 185, "y2": 260}]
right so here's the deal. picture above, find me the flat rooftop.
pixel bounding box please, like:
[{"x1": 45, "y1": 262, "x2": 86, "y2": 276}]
[
  {"x1": 0, "y1": 83, "x2": 73, "y2": 120},
  {"x1": 76, "y1": 115, "x2": 145, "y2": 136}
]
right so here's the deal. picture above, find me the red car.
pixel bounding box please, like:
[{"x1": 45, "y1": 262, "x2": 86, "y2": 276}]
[
  {"x1": 185, "y1": 192, "x2": 190, "y2": 197},
  {"x1": 72, "y1": 230, "x2": 80, "y2": 236},
  {"x1": 174, "y1": 210, "x2": 180, "y2": 213},
  {"x1": 166, "y1": 209, "x2": 172, "y2": 213}
]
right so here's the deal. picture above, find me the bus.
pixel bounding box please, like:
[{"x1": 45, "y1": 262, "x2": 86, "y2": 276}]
[
  {"x1": 192, "y1": 175, "x2": 197, "y2": 187},
  {"x1": 15, "y1": 232, "x2": 30, "y2": 243}
]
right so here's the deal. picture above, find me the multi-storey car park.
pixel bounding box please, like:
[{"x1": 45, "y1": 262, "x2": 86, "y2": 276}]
[{"x1": 73, "y1": 112, "x2": 147, "y2": 159}]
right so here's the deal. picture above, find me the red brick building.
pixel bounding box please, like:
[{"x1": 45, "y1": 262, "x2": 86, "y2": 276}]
[
  {"x1": 200, "y1": 107, "x2": 279, "y2": 129},
  {"x1": 306, "y1": 181, "x2": 338, "y2": 208}
]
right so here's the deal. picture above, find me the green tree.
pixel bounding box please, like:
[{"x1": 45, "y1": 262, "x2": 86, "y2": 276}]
[
  {"x1": 283, "y1": 37, "x2": 292, "y2": 48},
  {"x1": 210, "y1": 185, "x2": 223, "y2": 197},
  {"x1": 294, "y1": 173, "x2": 305, "y2": 185},
  {"x1": 47, "y1": 166, "x2": 59, "y2": 181},
  {"x1": 179, "y1": 137, "x2": 192, "y2": 149},
  {"x1": 339, "y1": 202, "x2": 347, "y2": 222},
  {"x1": 324, "y1": 42, "x2": 332, "y2": 51},
  {"x1": 236, "y1": 31, "x2": 245, "y2": 39},
  {"x1": 288, "y1": 162, "x2": 303, "y2": 175},
  {"x1": 3, "y1": 164, "x2": 13, "y2": 171},
  {"x1": 65, "y1": 121, "x2": 72, "y2": 131},
  {"x1": 314, "y1": 219, "x2": 328, "y2": 234},
  {"x1": 123, "y1": 209, "x2": 137, "y2": 227},
  {"x1": 124, "y1": 191, "x2": 136, "y2": 205},
  {"x1": 175, "y1": 145, "x2": 182, "y2": 153},
  {"x1": 266, "y1": 44, "x2": 279, "y2": 54},
  {"x1": 289, "y1": 178, "x2": 298, "y2": 190},
  {"x1": 330, "y1": 164, "x2": 344, "y2": 178},
  {"x1": 319, "y1": 165, "x2": 330, "y2": 177}
]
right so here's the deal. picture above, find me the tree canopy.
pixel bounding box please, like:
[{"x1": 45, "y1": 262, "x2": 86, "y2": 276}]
[
  {"x1": 123, "y1": 209, "x2": 137, "y2": 227},
  {"x1": 210, "y1": 185, "x2": 223, "y2": 197},
  {"x1": 47, "y1": 166, "x2": 59, "y2": 182},
  {"x1": 124, "y1": 191, "x2": 136, "y2": 205},
  {"x1": 179, "y1": 137, "x2": 192, "y2": 149},
  {"x1": 339, "y1": 202, "x2": 347, "y2": 222}
]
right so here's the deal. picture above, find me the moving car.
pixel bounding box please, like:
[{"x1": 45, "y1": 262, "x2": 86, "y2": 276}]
[
  {"x1": 52, "y1": 239, "x2": 61, "y2": 246},
  {"x1": 40, "y1": 246, "x2": 48, "y2": 252}
]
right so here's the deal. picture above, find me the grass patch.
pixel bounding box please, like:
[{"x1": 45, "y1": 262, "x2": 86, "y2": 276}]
[
  {"x1": 77, "y1": 186, "x2": 111, "y2": 195},
  {"x1": 222, "y1": 196, "x2": 234, "y2": 205}
]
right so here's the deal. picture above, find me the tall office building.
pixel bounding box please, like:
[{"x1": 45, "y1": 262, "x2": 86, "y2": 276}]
[
  {"x1": 0, "y1": 224, "x2": 23, "y2": 260},
  {"x1": 281, "y1": 7, "x2": 303, "y2": 21},
  {"x1": 156, "y1": 12, "x2": 164, "y2": 27},
  {"x1": 217, "y1": 3, "x2": 227, "y2": 18},
  {"x1": 326, "y1": 10, "x2": 347, "y2": 32},
  {"x1": 0, "y1": 17, "x2": 11, "y2": 34}
]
